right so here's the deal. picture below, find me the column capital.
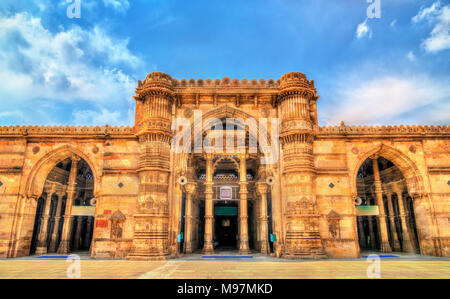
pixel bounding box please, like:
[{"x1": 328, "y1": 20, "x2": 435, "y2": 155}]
[
  {"x1": 71, "y1": 155, "x2": 81, "y2": 164},
  {"x1": 392, "y1": 182, "x2": 405, "y2": 195},
  {"x1": 256, "y1": 182, "x2": 268, "y2": 195},
  {"x1": 238, "y1": 152, "x2": 248, "y2": 160},
  {"x1": 205, "y1": 153, "x2": 214, "y2": 161},
  {"x1": 369, "y1": 154, "x2": 380, "y2": 160},
  {"x1": 184, "y1": 182, "x2": 197, "y2": 195}
]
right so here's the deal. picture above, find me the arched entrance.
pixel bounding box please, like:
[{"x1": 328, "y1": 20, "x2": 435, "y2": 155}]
[
  {"x1": 29, "y1": 156, "x2": 96, "y2": 255},
  {"x1": 355, "y1": 155, "x2": 420, "y2": 254},
  {"x1": 179, "y1": 106, "x2": 274, "y2": 255}
]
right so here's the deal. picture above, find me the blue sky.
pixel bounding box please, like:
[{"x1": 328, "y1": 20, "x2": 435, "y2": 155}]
[{"x1": 0, "y1": 0, "x2": 449, "y2": 126}]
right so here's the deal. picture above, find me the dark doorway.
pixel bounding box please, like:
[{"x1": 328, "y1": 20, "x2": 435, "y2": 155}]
[
  {"x1": 215, "y1": 215, "x2": 237, "y2": 248},
  {"x1": 214, "y1": 203, "x2": 238, "y2": 250}
]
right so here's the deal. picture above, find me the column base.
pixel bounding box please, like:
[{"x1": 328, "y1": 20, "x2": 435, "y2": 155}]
[
  {"x1": 402, "y1": 239, "x2": 415, "y2": 253},
  {"x1": 260, "y1": 242, "x2": 270, "y2": 255},
  {"x1": 283, "y1": 252, "x2": 328, "y2": 260},
  {"x1": 393, "y1": 239, "x2": 402, "y2": 252},
  {"x1": 239, "y1": 241, "x2": 250, "y2": 255},
  {"x1": 57, "y1": 240, "x2": 70, "y2": 254},
  {"x1": 184, "y1": 242, "x2": 193, "y2": 254},
  {"x1": 127, "y1": 253, "x2": 170, "y2": 261},
  {"x1": 48, "y1": 237, "x2": 58, "y2": 253},
  {"x1": 380, "y1": 241, "x2": 392, "y2": 253},
  {"x1": 202, "y1": 241, "x2": 215, "y2": 255},
  {"x1": 35, "y1": 244, "x2": 48, "y2": 255}
]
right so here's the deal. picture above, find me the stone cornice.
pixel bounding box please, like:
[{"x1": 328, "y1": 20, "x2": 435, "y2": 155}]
[
  {"x1": 137, "y1": 72, "x2": 318, "y2": 107},
  {"x1": 0, "y1": 125, "x2": 136, "y2": 139},
  {"x1": 317, "y1": 125, "x2": 450, "y2": 139}
]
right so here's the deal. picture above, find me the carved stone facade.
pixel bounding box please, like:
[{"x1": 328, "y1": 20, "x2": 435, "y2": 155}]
[{"x1": 0, "y1": 72, "x2": 448, "y2": 259}]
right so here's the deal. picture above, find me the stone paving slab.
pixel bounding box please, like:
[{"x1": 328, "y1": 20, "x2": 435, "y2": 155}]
[{"x1": 0, "y1": 258, "x2": 449, "y2": 279}]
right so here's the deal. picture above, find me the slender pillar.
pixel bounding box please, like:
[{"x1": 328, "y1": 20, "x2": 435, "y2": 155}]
[
  {"x1": 367, "y1": 216, "x2": 376, "y2": 249},
  {"x1": 256, "y1": 182, "x2": 270, "y2": 255},
  {"x1": 393, "y1": 185, "x2": 415, "y2": 253},
  {"x1": 371, "y1": 156, "x2": 392, "y2": 253},
  {"x1": 83, "y1": 217, "x2": 93, "y2": 249},
  {"x1": 49, "y1": 193, "x2": 63, "y2": 252},
  {"x1": 73, "y1": 216, "x2": 83, "y2": 251},
  {"x1": 203, "y1": 154, "x2": 214, "y2": 254},
  {"x1": 357, "y1": 217, "x2": 366, "y2": 249},
  {"x1": 238, "y1": 153, "x2": 250, "y2": 254},
  {"x1": 35, "y1": 191, "x2": 53, "y2": 255},
  {"x1": 57, "y1": 156, "x2": 79, "y2": 254},
  {"x1": 386, "y1": 190, "x2": 401, "y2": 251},
  {"x1": 184, "y1": 182, "x2": 197, "y2": 254}
]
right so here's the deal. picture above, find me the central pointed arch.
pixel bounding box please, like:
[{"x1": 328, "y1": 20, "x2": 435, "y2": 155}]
[{"x1": 191, "y1": 105, "x2": 271, "y2": 153}]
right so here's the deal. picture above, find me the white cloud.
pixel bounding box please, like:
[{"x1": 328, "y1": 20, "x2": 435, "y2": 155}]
[
  {"x1": 323, "y1": 74, "x2": 450, "y2": 125},
  {"x1": 407, "y1": 51, "x2": 415, "y2": 61},
  {"x1": 356, "y1": 19, "x2": 372, "y2": 39},
  {"x1": 102, "y1": 0, "x2": 130, "y2": 13},
  {"x1": 412, "y1": 2, "x2": 450, "y2": 53},
  {"x1": 412, "y1": 1, "x2": 441, "y2": 23},
  {"x1": 0, "y1": 12, "x2": 139, "y2": 125},
  {"x1": 390, "y1": 19, "x2": 397, "y2": 28}
]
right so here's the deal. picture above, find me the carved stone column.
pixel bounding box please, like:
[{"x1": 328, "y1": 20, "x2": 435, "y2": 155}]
[
  {"x1": 367, "y1": 216, "x2": 376, "y2": 249},
  {"x1": 49, "y1": 192, "x2": 64, "y2": 252},
  {"x1": 385, "y1": 189, "x2": 401, "y2": 251},
  {"x1": 203, "y1": 154, "x2": 214, "y2": 254},
  {"x1": 256, "y1": 182, "x2": 270, "y2": 255},
  {"x1": 278, "y1": 72, "x2": 325, "y2": 259},
  {"x1": 392, "y1": 185, "x2": 415, "y2": 253},
  {"x1": 238, "y1": 153, "x2": 250, "y2": 254},
  {"x1": 357, "y1": 217, "x2": 366, "y2": 249},
  {"x1": 128, "y1": 72, "x2": 174, "y2": 260},
  {"x1": 371, "y1": 156, "x2": 392, "y2": 253},
  {"x1": 73, "y1": 216, "x2": 83, "y2": 251},
  {"x1": 57, "y1": 156, "x2": 79, "y2": 254},
  {"x1": 35, "y1": 190, "x2": 53, "y2": 255},
  {"x1": 83, "y1": 216, "x2": 93, "y2": 249},
  {"x1": 184, "y1": 182, "x2": 197, "y2": 254}
]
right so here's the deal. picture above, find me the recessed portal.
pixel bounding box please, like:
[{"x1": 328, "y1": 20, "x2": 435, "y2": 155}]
[
  {"x1": 30, "y1": 157, "x2": 95, "y2": 256},
  {"x1": 355, "y1": 156, "x2": 420, "y2": 254},
  {"x1": 214, "y1": 203, "x2": 238, "y2": 249}
]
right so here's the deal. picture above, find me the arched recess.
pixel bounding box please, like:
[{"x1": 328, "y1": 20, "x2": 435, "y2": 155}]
[
  {"x1": 190, "y1": 105, "x2": 272, "y2": 153},
  {"x1": 24, "y1": 145, "x2": 101, "y2": 199},
  {"x1": 350, "y1": 144, "x2": 425, "y2": 198},
  {"x1": 213, "y1": 156, "x2": 239, "y2": 173},
  {"x1": 175, "y1": 105, "x2": 273, "y2": 182},
  {"x1": 350, "y1": 143, "x2": 439, "y2": 256},
  {"x1": 174, "y1": 106, "x2": 275, "y2": 254}
]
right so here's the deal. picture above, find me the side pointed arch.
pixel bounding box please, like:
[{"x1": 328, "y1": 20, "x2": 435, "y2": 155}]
[
  {"x1": 350, "y1": 144, "x2": 425, "y2": 198},
  {"x1": 24, "y1": 145, "x2": 101, "y2": 199}
]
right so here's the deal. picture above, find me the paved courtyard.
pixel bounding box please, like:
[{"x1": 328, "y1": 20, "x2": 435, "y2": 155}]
[{"x1": 1, "y1": 251, "x2": 449, "y2": 279}]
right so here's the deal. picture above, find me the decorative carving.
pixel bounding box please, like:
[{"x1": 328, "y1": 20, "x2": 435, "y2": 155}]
[
  {"x1": 318, "y1": 124, "x2": 449, "y2": 138},
  {"x1": 110, "y1": 210, "x2": 126, "y2": 241},
  {"x1": 327, "y1": 211, "x2": 341, "y2": 240}
]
